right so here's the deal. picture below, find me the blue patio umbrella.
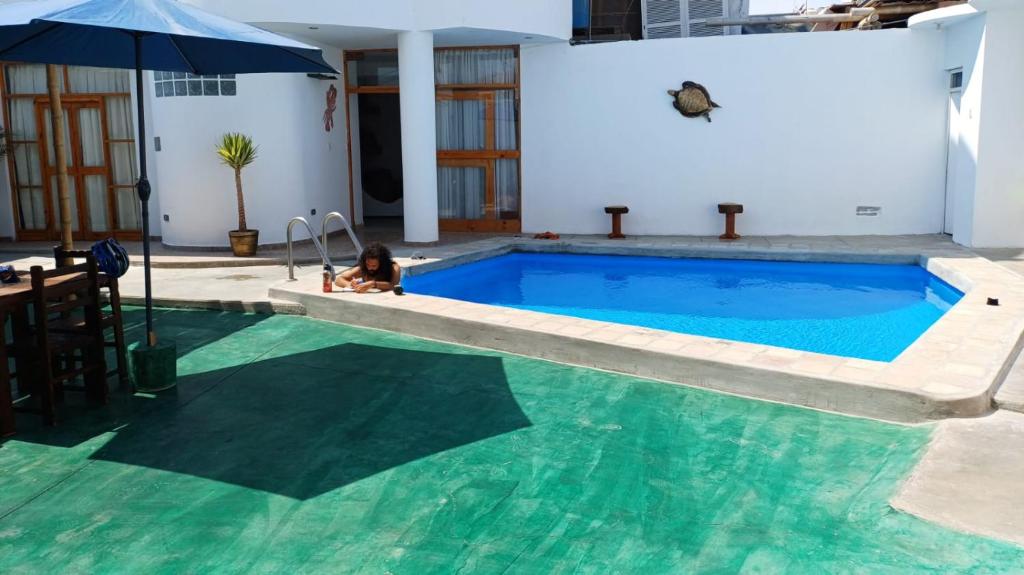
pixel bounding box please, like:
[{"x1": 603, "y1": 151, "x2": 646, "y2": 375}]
[{"x1": 0, "y1": 0, "x2": 336, "y2": 349}]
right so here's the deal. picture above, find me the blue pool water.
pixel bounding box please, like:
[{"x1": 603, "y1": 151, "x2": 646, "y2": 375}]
[{"x1": 403, "y1": 252, "x2": 963, "y2": 361}]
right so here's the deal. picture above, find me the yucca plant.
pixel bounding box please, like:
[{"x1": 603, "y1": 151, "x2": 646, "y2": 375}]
[{"x1": 216, "y1": 133, "x2": 258, "y2": 232}]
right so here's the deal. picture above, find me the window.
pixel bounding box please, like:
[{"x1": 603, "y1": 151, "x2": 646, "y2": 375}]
[
  {"x1": 1, "y1": 63, "x2": 140, "y2": 240},
  {"x1": 949, "y1": 70, "x2": 963, "y2": 90},
  {"x1": 154, "y1": 72, "x2": 236, "y2": 97}
]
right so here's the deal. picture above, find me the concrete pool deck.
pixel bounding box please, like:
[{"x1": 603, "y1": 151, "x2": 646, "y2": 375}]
[{"x1": 271, "y1": 234, "x2": 1024, "y2": 423}]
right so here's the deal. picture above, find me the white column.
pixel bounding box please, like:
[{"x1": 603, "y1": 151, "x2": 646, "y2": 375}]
[{"x1": 398, "y1": 30, "x2": 439, "y2": 243}]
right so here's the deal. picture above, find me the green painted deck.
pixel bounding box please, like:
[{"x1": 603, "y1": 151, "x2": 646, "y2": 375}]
[{"x1": 1, "y1": 308, "x2": 1021, "y2": 573}]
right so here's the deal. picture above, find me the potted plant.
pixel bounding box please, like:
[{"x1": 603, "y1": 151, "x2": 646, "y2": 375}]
[{"x1": 216, "y1": 132, "x2": 259, "y2": 256}]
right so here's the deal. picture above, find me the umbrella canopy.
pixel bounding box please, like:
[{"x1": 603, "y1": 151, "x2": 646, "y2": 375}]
[
  {"x1": 0, "y1": 0, "x2": 335, "y2": 74},
  {"x1": 0, "y1": 0, "x2": 336, "y2": 352}
]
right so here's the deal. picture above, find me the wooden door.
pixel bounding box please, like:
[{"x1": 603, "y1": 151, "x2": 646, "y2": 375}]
[{"x1": 36, "y1": 98, "x2": 116, "y2": 240}]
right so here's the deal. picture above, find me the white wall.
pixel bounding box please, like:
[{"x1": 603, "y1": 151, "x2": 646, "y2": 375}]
[
  {"x1": 414, "y1": 0, "x2": 571, "y2": 40},
  {"x1": 942, "y1": 13, "x2": 985, "y2": 247},
  {"x1": 521, "y1": 29, "x2": 949, "y2": 237},
  {"x1": 190, "y1": 0, "x2": 571, "y2": 41},
  {"x1": 151, "y1": 50, "x2": 348, "y2": 247},
  {"x1": 969, "y1": 5, "x2": 1024, "y2": 247}
]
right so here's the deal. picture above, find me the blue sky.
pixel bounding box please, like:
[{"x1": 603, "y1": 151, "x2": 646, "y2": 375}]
[{"x1": 749, "y1": 0, "x2": 836, "y2": 14}]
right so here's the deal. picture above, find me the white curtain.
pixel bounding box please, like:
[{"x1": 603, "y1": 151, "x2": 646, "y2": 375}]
[
  {"x1": 4, "y1": 64, "x2": 54, "y2": 94},
  {"x1": 68, "y1": 66, "x2": 129, "y2": 93},
  {"x1": 495, "y1": 160, "x2": 519, "y2": 218},
  {"x1": 434, "y1": 49, "x2": 517, "y2": 85},
  {"x1": 103, "y1": 95, "x2": 140, "y2": 230},
  {"x1": 7, "y1": 93, "x2": 44, "y2": 229},
  {"x1": 438, "y1": 166, "x2": 485, "y2": 219},
  {"x1": 436, "y1": 99, "x2": 485, "y2": 151}
]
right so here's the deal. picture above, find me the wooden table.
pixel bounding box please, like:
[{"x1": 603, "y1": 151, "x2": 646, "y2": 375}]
[{"x1": 0, "y1": 271, "x2": 96, "y2": 437}]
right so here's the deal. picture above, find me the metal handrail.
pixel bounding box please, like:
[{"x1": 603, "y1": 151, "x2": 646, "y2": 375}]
[
  {"x1": 321, "y1": 211, "x2": 363, "y2": 258},
  {"x1": 286, "y1": 216, "x2": 334, "y2": 281}
]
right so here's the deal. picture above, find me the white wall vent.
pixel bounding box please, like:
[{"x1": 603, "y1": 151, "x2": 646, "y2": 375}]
[
  {"x1": 687, "y1": 0, "x2": 725, "y2": 37},
  {"x1": 641, "y1": 0, "x2": 684, "y2": 39}
]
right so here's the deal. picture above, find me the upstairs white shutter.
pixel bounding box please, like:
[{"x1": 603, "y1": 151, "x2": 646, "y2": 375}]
[
  {"x1": 688, "y1": 0, "x2": 726, "y2": 37},
  {"x1": 642, "y1": 0, "x2": 683, "y2": 39}
]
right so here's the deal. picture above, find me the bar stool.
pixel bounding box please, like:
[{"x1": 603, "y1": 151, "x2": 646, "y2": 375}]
[
  {"x1": 718, "y1": 202, "x2": 743, "y2": 240},
  {"x1": 604, "y1": 205, "x2": 629, "y2": 239}
]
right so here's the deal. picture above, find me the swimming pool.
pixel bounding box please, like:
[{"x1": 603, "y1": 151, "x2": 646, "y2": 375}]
[{"x1": 403, "y1": 252, "x2": 963, "y2": 361}]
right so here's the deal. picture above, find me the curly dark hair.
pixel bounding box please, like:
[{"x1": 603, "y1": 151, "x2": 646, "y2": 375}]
[{"x1": 358, "y1": 242, "x2": 395, "y2": 281}]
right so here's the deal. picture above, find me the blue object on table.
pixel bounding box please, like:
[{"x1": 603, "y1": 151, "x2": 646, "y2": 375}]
[{"x1": 0, "y1": 265, "x2": 19, "y2": 284}]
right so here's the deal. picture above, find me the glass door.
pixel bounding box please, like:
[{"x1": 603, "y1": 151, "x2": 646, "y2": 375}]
[
  {"x1": 36, "y1": 98, "x2": 113, "y2": 239},
  {"x1": 435, "y1": 89, "x2": 520, "y2": 232}
]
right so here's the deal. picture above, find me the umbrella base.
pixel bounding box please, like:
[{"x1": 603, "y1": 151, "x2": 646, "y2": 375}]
[{"x1": 128, "y1": 340, "x2": 178, "y2": 392}]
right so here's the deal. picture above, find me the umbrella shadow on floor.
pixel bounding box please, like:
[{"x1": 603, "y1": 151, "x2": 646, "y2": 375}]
[{"x1": 89, "y1": 343, "x2": 531, "y2": 500}]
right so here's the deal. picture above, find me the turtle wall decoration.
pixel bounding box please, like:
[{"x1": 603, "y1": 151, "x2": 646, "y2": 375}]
[{"x1": 667, "y1": 81, "x2": 720, "y2": 122}]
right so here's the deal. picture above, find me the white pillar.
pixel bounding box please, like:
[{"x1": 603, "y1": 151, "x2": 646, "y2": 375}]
[{"x1": 398, "y1": 30, "x2": 439, "y2": 243}]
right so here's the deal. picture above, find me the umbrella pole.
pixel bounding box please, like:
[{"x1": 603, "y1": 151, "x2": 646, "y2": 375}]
[
  {"x1": 45, "y1": 65, "x2": 73, "y2": 264},
  {"x1": 134, "y1": 34, "x2": 156, "y2": 347}
]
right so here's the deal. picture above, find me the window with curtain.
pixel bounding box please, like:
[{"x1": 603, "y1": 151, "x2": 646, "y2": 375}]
[
  {"x1": 434, "y1": 48, "x2": 520, "y2": 230},
  {"x1": 2, "y1": 63, "x2": 140, "y2": 239}
]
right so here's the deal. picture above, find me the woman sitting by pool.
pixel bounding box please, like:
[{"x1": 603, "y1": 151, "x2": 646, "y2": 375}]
[{"x1": 336, "y1": 242, "x2": 401, "y2": 293}]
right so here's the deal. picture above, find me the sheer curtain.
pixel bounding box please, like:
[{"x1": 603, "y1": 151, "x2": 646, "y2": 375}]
[
  {"x1": 436, "y1": 99, "x2": 485, "y2": 152},
  {"x1": 494, "y1": 90, "x2": 519, "y2": 218},
  {"x1": 435, "y1": 49, "x2": 517, "y2": 85},
  {"x1": 437, "y1": 166, "x2": 484, "y2": 219},
  {"x1": 104, "y1": 93, "x2": 140, "y2": 230},
  {"x1": 5, "y1": 65, "x2": 47, "y2": 229}
]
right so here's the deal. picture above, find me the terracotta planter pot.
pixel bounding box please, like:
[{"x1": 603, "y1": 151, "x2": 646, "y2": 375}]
[{"x1": 229, "y1": 229, "x2": 259, "y2": 257}]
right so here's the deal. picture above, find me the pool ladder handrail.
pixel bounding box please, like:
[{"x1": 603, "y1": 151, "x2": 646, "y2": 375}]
[
  {"x1": 286, "y1": 217, "x2": 332, "y2": 281},
  {"x1": 321, "y1": 211, "x2": 363, "y2": 258},
  {"x1": 286, "y1": 212, "x2": 363, "y2": 281}
]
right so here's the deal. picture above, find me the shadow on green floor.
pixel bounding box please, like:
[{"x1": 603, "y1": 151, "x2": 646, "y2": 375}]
[
  {"x1": 3, "y1": 310, "x2": 1024, "y2": 573},
  {"x1": 89, "y1": 342, "x2": 530, "y2": 500}
]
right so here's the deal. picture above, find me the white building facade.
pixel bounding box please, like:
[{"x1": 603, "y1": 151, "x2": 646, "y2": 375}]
[{"x1": 0, "y1": 0, "x2": 1020, "y2": 248}]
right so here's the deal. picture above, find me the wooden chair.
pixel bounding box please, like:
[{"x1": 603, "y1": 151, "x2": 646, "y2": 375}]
[
  {"x1": 23, "y1": 259, "x2": 108, "y2": 426},
  {"x1": 1, "y1": 291, "x2": 36, "y2": 437},
  {"x1": 1, "y1": 307, "x2": 15, "y2": 437},
  {"x1": 54, "y1": 246, "x2": 129, "y2": 391}
]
